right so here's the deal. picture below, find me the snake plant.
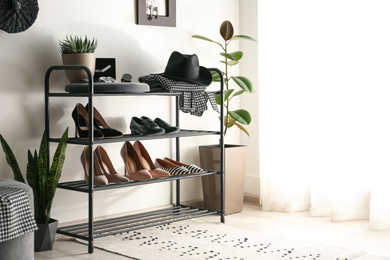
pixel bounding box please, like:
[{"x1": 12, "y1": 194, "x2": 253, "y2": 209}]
[
  {"x1": 0, "y1": 128, "x2": 68, "y2": 224},
  {"x1": 192, "y1": 20, "x2": 256, "y2": 137},
  {"x1": 59, "y1": 35, "x2": 97, "y2": 54}
]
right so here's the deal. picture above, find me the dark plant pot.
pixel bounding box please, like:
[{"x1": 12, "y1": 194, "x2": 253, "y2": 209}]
[
  {"x1": 35, "y1": 218, "x2": 58, "y2": 252},
  {"x1": 199, "y1": 144, "x2": 248, "y2": 215}
]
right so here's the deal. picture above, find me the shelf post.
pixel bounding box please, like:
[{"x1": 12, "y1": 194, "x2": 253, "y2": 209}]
[
  {"x1": 175, "y1": 95, "x2": 180, "y2": 206},
  {"x1": 86, "y1": 67, "x2": 95, "y2": 253},
  {"x1": 45, "y1": 65, "x2": 95, "y2": 253},
  {"x1": 208, "y1": 68, "x2": 225, "y2": 223}
]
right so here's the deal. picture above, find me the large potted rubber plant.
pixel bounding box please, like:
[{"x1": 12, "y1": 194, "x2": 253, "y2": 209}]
[
  {"x1": 0, "y1": 128, "x2": 68, "y2": 251},
  {"x1": 192, "y1": 20, "x2": 256, "y2": 214}
]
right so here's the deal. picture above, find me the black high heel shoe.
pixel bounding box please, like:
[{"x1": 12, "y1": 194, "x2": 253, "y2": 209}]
[
  {"x1": 85, "y1": 104, "x2": 123, "y2": 138},
  {"x1": 72, "y1": 103, "x2": 104, "y2": 139}
]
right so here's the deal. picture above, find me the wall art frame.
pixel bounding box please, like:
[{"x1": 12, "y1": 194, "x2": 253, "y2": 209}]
[{"x1": 136, "y1": 0, "x2": 176, "y2": 27}]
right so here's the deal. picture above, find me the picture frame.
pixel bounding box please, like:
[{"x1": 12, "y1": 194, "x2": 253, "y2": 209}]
[{"x1": 136, "y1": 0, "x2": 176, "y2": 27}]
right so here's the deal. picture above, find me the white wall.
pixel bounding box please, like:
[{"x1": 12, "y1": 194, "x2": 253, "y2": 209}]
[
  {"x1": 0, "y1": 0, "x2": 252, "y2": 222},
  {"x1": 240, "y1": 0, "x2": 260, "y2": 197},
  {"x1": 258, "y1": 1, "x2": 390, "y2": 205}
]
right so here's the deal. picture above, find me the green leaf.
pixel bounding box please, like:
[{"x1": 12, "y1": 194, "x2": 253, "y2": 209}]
[
  {"x1": 214, "y1": 93, "x2": 221, "y2": 105},
  {"x1": 220, "y1": 51, "x2": 243, "y2": 61},
  {"x1": 232, "y1": 90, "x2": 245, "y2": 98},
  {"x1": 215, "y1": 89, "x2": 234, "y2": 105},
  {"x1": 227, "y1": 60, "x2": 239, "y2": 66},
  {"x1": 220, "y1": 20, "x2": 234, "y2": 41},
  {"x1": 228, "y1": 109, "x2": 251, "y2": 125},
  {"x1": 230, "y1": 35, "x2": 257, "y2": 42},
  {"x1": 220, "y1": 60, "x2": 239, "y2": 66},
  {"x1": 0, "y1": 134, "x2": 25, "y2": 183},
  {"x1": 234, "y1": 122, "x2": 250, "y2": 137},
  {"x1": 59, "y1": 35, "x2": 97, "y2": 54},
  {"x1": 27, "y1": 149, "x2": 43, "y2": 223},
  {"x1": 211, "y1": 71, "x2": 221, "y2": 82},
  {"x1": 45, "y1": 128, "x2": 68, "y2": 223},
  {"x1": 191, "y1": 35, "x2": 223, "y2": 49},
  {"x1": 225, "y1": 115, "x2": 236, "y2": 128},
  {"x1": 224, "y1": 89, "x2": 234, "y2": 101},
  {"x1": 232, "y1": 76, "x2": 253, "y2": 93}
]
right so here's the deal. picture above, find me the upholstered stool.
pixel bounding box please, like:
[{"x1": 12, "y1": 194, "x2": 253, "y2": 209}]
[{"x1": 0, "y1": 178, "x2": 36, "y2": 260}]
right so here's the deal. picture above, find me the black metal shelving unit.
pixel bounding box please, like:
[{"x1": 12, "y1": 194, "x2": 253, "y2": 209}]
[{"x1": 44, "y1": 65, "x2": 225, "y2": 253}]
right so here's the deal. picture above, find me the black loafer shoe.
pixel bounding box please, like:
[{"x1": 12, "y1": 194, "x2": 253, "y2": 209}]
[
  {"x1": 153, "y1": 117, "x2": 180, "y2": 134},
  {"x1": 130, "y1": 116, "x2": 165, "y2": 135}
]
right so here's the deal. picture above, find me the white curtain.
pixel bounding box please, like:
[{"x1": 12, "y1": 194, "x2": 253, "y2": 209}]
[{"x1": 259, "y1": 0, "x2": 390, "y2": 230}]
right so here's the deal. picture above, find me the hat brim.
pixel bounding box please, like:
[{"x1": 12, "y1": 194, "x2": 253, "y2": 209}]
[{"x1": 160, "y1": 66, "x2": 212, "y2": 86}]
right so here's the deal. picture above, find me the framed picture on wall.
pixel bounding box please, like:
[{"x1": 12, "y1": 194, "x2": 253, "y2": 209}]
[{"x1": 136, "y1": 0, "x2": 176, "y2": 27}]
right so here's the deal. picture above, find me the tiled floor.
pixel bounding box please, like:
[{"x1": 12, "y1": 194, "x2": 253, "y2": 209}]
[{"x1": 35, "y1": 203, "x2": 390, "y2": 259}]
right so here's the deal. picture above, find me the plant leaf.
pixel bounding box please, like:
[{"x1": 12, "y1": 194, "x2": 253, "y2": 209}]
[
  {"x1": 234, "y1": 122, "x2": 250, "y2": 137},
  {"x1": 220, "y1": 60, "x2": 239, "y2": 66},
  {"x1": 191, "y1": 35, "x2": 223, "y2": 49},
  {"x1": 38, "y1": 131, "x2": 48, "y2": 223},
  {"x1": 225, "y1": 115, "x2": 236, "y2": 128},
  {"x1": 232, "y1": 90, "x2": 245, "y2": 97},
  {"x1": 230, "y1": 35, "x2": 257, "y2": 42},
  {"x1": 27, "y1": 149, "x2": 43, "y2": 223},
  {"x1": 224, "y1": 89, "x2": 234, "y2": 101},
  {"x1": 232, "y1": 76, "x2": 253, "y2": 93},
  {"x1": 227, "y1": 60, "x2": 239, "y2": 66},
  {"x1": 220, "y1": 51, "x2": 243, "y2": 61},
  {"x1": 211, "y1": 71, "x2": 221, "y2": 82},
  {"x1": 0, "y1": 134, "x2": 25, "y2": 183},
  {"x1": 46, "y1": 128, "x2": 68, "y2": 223},
  {"x1": 228, "y1": 109, "x2": 251, "y2": 125},
  {"x1": 214, "y1": 93, "x2": 221, "y2": 105},
  {"x1": 220, "y1": 20, "x2": 234, "y2": 41}
]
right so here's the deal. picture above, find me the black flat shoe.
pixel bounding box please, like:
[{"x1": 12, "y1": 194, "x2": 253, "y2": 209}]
[
  {"x1": 85, "y1": 104, "x2": 123, "y2": 138},
  {"x1": 153, "y1": 117, "x2": 180, "y2": 134},
  {"x1": 130, "y1": 117, "x2": 165, "y2": 136},
  {"x1": 72, "y1": 103, "x2": 104, "y2": 139}
]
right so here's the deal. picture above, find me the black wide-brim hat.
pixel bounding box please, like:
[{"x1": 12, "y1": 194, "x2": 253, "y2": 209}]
[{"x1": 160, "y1": 51, "x2": 212, "y2": 86}]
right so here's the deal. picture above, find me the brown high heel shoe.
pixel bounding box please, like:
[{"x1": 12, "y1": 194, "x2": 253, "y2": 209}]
[
  {"x1": 133, "y1": 140, "x2": 170, "y2": 178},
  {"x1": 80, "y1": 146, "x2": 108, "y2": 186},
  {"x1": 120, "y1": 141, "x2": 152, "y2": 181},
  {"x1": 94, "y1": 146, "x2": 129, "y2": 183}
]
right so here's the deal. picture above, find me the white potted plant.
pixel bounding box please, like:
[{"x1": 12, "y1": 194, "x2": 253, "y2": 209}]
[{"x1": 192, "y1": 20, "x2": 256, "y2": 214}]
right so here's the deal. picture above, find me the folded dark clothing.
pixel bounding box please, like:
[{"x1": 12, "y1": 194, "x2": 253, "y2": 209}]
[
  {"x1": 149, "y1": 85, "x2": 165, "y2": 92},
  {"x1": 143, "y1": 81, "x2": 165, "y2": 92}
]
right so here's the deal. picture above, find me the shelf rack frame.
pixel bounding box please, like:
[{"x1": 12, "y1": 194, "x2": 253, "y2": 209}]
[{"x1": 44, "y1": 65, "x2": 225, "y2": 253}]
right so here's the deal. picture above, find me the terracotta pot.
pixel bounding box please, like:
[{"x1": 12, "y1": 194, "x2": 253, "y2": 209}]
[
  {"x1": 62, "y1": 53, "x2": 96, "y2": 83},
  {"x1": 199, "y1": 144, "x2": 247, "y2": 215}
]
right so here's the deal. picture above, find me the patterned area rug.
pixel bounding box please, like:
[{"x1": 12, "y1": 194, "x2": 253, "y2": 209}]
[{"x1": 84, "y1": 220, "x2": 389, "y2": 260}]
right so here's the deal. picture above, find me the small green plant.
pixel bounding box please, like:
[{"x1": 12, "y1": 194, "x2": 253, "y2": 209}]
[
  {"x1": 192, "y1": 20, "x2": 256, "y2": 137},
  {"x1": 59, "y1": 35, "x2": 97, "y2": 54},
  {"x1": 0, "y1": 128, "x2": 69, "y2": 224}
]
